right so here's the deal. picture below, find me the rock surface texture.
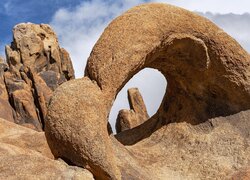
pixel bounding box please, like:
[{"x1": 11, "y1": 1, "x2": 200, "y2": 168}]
[
  {"x1": 45, "y1": 3, "x2": 250, "y2": 180},
  {"x1": 0, "y1": 118, "x2": 94, "y2": 180},
  {"x1": 0, "y1": 23, "x2": 75, "y2": 131},
  {"x1": 231, "y1": 167, "x2": 250, "y2": 180}
]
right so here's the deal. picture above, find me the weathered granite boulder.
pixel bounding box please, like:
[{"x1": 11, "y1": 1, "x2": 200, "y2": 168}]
[
  {"x1": 45, "y1": 3, "x2": 250, "y2": 179},
  {"x1": 0, "y1": 23, "x2": 75, "y2": 131}
]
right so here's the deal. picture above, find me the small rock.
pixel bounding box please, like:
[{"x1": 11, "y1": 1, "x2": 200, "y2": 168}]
[{"x1": 116, "y1": 88, "x2": 149, "y2": 133}]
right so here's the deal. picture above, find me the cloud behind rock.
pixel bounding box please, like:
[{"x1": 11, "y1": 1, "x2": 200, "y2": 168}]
[
  {"x1": 50, "y1": 0, "x2": 146, "y2": 78},
  {"x1": 200, "y1": 12, "x2": 250, "y2": 51}
]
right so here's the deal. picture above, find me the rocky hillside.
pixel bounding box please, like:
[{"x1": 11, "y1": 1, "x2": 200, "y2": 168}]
[{"x1": 0, "y1": 3, "x2": 250, "y2": 180}]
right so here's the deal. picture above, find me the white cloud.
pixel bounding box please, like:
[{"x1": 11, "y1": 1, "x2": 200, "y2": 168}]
[
  {"x1": 3, "y1": 1, "x2": 12, "y2": 15},
  {"x1": 50, "y1": 0, "x2": 250, "y2": 132},
  {"x1": 200, "y1": 12, "x2": 250, "y2": 51},
  {"x1": 153, "y1": 0, "x2": 250, "y2": 14},
  {"x1": 50, "y1": 0, "x2": 145, "y2": 78}
]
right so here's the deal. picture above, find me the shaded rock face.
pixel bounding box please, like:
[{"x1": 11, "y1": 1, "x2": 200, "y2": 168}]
[
  {"x1": 0, "y1": 23, "x2": 75, "y2": 131},
  {"x1": 0, "y1": 57, "x2": 14, "y2": 123},
  {"x1": 45, "y1": 3, "x2": 250, "y2": 180},
  {"x1": 43, "y1": 3, "x2": 250, "y2": 180}
]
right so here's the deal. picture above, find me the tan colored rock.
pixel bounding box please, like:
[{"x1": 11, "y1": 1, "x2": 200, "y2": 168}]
[
  {"x1": 45, "y1": 3, "x2": 250, "y2": 179},
  {"x1": 0, "y1": 23, "x2": 75, "y2": 130},
  {"x1": 0, "y1": 57, "x2": 3, "y2": 63},
  {"x1": 30, "y1": 70, "x2": 53, "y2": 123},
  {"x1": 0, "y1": 57, "x2": 8, "y2": 76},
  {"x1": 46, "y1": 78, "x2": 121, "y2": 180},
  {"x1": 0, "y1": 118, "x2": 93, "y2": 180},
  {"x1": 0, "y1": 58, "x2": 14, "y2": 122},
  {"x1": 0, "y1": 98, "x2": 15, "y2": 123},
  {"x1": 116, "y1": 88, "x2": 149, "y2": 133},
  {"x1": 8, "y1": 23, "x2": 75, "y2": 79},
  {"x1": 0, "y1": 118, "x2": 52, "y2": 158},
  {"x1": 231, "y1": 167, "x2": 250, "y2": 180},
  {"x1": 4, "y1": 71, "x2": 42, "y2": 131},
  {"x1": 125, "y1": 110, "x2": 250, "y2": 179},
  {"x1": 5, "y1": 45, "x2": 22, "y2": 70},
  {"x1": 0, "y1": 144, "x2": 94, "y2": 180}
]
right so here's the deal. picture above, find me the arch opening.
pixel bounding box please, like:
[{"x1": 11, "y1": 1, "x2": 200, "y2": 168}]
[{"x1": 108, "y1": 68, "x2": 167, "y2": 134}]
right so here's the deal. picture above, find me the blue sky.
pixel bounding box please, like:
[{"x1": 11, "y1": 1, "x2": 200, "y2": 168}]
[
  {"x1": 1, "y1": 0, "x2": 250, "y2": 130},
  {"x1": 0, "y1": 0, "x2": 83, "y2": 55}
]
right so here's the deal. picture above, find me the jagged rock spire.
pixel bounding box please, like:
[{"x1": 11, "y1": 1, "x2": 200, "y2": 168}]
[{"x1": 0, "y1": 23, "x2": 75, "y2": 131}]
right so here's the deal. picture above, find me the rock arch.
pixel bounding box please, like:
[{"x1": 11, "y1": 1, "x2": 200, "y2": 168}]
[{"x1": 45, "y1": 3, "x2": 250, "y2": 180}]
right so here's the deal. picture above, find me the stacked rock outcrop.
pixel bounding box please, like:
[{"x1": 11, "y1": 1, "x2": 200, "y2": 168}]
[
  {"x1": 0, "y1": 23, "x2": 74, "y2": 131},
  {"x1": 45, "y1": 3, "x2": 250, "y2": 180}
]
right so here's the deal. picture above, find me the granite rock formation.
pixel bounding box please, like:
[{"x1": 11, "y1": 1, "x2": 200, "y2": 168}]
[
  {"x1": 0, "y1": 23, "x2": 75, "y2": 131},
  {"x1": 45, "y1": 3, "x2": 250, "y2": 180},
  {"x1": 116, "y1": 88, "x2": 149, "y2": 133}
]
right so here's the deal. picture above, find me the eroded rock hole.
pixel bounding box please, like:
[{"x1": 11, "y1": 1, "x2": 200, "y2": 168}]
[{"x1": 109, "y1": 68, "x2": 167, "y2": 134}]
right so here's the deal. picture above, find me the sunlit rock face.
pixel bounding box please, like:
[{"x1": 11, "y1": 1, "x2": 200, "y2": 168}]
[{"x1": 45, "y1": 3, "x2": 250, "y2": 180}]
